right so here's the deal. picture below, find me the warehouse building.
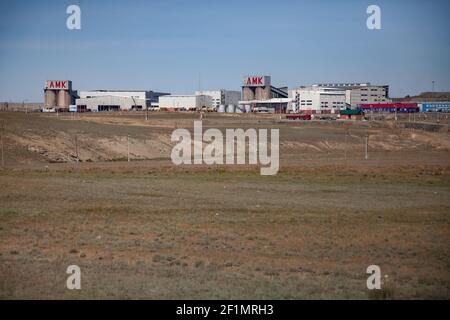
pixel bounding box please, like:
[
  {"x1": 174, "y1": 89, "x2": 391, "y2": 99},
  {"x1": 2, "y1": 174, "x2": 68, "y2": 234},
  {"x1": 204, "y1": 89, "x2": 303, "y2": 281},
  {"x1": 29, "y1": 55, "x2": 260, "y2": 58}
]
[
  {"x1": 339, "y1": 109, "x2": 365, "y2": 120},
  {"x1": 345, "y1": 84, "x2": 390, "y2": 108},
  {"x1": 311, "y1": 83, "x2": 390, "y2": 108},
  {"x1": 289, "y1": 86, "x2": 346, "y2": 114},
  {"x1": 158, "y1": 95, "x2": 212, "y2": 111},
  {"x1": 76, "y1": 90, "x2": 169, "y2": 112},
  {"x1": 238, "y1": 76, "x2": 289, "y2": 113},
  {"x1": 195, "y1": 90, "x2": 241, "y2": 110}
]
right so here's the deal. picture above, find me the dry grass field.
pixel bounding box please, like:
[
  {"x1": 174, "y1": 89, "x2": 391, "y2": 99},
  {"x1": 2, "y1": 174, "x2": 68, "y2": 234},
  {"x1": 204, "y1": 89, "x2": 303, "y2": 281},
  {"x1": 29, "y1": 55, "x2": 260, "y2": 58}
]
[{"x1": 0, "y1": 112, "x2": 449, "y2": 299}]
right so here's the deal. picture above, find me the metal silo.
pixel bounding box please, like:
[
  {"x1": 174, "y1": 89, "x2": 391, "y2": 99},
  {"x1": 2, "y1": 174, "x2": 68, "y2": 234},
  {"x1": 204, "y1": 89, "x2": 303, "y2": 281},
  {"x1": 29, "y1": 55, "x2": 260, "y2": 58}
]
[
  {"x1": 57, "y1": 90, "x2": 71, "y2": 107},
  {"x1": 244, "y1": 104, "x2": 252, "y2": 113},
  {"x1": 44, "y1": 90, "x2": 57, "y2": 108},
  {"x1": 65, "y1": 90, "x2": 72, "y2": 106},
  {"x1": 218, "y1": 104, "x2": 226, "y2": 113},
  {"x1": 226, "y1": 104, "x2": 235, "y2": 113}
]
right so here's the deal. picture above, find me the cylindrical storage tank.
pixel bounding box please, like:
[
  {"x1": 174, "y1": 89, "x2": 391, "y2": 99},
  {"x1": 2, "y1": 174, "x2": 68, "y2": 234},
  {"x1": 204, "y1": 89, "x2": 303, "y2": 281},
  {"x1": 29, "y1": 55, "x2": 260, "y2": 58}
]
[
  {"x1": 226, "y1": 104, "x2": 235, "y2": 113},
  {"x1": 44, "y1": 90, "x2": 57, "y2": 108},
  {"x1": 57, "y1": 90, "x2": 70, "y2": 107},
  {"x1": 65, "y1": 90, "x2": 72, "y2": 107},
  {"x1": 244, "y1": 104, "x2": 252, "y2": 113},
  {"x1": 217, "y1": 104, "x2": 226, "y2": 113}
]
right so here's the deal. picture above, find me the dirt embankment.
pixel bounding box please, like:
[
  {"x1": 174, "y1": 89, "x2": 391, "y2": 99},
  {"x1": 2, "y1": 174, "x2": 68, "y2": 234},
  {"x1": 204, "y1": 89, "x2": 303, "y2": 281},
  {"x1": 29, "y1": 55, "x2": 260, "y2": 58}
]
[{"x1": 1, "y1": 112, "x2": 449, "y2": 166}]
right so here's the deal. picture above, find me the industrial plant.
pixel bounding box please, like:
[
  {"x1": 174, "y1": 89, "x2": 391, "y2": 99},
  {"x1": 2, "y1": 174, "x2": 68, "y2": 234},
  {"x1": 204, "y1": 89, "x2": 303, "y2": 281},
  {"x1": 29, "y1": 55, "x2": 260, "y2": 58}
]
[{"x1": 42, "y1": 78, "x2": 450, "y2": 116}]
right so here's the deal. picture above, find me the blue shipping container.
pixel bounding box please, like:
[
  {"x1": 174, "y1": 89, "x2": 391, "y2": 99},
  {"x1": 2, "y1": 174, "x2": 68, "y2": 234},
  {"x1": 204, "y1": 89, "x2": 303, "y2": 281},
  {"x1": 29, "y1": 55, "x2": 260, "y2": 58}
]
[{"x1": 421, "y1": 103, "x2": 450, "y2": 112}]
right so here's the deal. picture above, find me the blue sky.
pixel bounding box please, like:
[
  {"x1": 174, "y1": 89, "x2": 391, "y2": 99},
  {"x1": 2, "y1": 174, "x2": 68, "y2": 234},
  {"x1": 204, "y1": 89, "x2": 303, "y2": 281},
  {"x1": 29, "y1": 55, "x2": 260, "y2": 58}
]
[{"x1": 0, "y1": 0, "x2": 449, "y2": 101}]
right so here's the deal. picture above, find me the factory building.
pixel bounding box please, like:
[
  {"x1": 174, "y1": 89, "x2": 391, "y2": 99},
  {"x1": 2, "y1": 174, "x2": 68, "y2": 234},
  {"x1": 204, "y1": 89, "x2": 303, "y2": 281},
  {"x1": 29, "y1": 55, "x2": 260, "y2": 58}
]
[
  {"x1": 44, "y1": 80, "x2": 78, "y2": 109},
  {"x1": 345, "y1": 85, "x2": 390, "y2": 108},
  {"x1": 158, "y1": 95, "x2": 212, "y2": 111},
  {"x1": 239, "y1": 76, "x2": 289, "y2": 113},
  {"x1": 76, "y1": 90, "x2": 169, "y2": 112},
  {"x1": 289, "y1": 86, "x2": 346, "y2": 114},
  {"x1": 313, "y1": 83, "x2": 390, "y2": 108},
  {"x1": 195, "y1": 90, "x2": 241, "y2": 110}
]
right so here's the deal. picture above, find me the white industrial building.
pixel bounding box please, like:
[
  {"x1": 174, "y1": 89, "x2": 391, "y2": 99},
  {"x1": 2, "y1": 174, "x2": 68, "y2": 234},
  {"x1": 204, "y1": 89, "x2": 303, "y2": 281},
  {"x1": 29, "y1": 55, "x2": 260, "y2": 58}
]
[
  {"x1": 313, "y1": 83, "x2": 390, "y2": 108},
  {"x1": 195, "y1": 90, "x2": 241, "y2": 110},
  {"x1": 158, "y1": 95, "x2": 212, "y2": 111},
  {"x1": 76, "y1": 90, "x2": 169, "y2": 112},
  {"x1": 289, "y1": 86, "x2": 346, "y2": 114}
]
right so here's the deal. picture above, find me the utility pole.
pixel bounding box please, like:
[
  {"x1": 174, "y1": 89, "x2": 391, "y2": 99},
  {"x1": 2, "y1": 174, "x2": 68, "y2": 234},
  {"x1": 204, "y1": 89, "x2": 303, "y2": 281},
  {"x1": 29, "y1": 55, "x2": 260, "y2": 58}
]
[
  {"x1": 365, "y1": 134, "x2": 369, "y2": 160},
  {"x1": 344, "y1": 129, "x2": 349, "y2": 160},
  {"x1": 127, "y1": 135, "x2": 130, "y2": 162},
  {"x1": 1, "y1": 122, "x2": 4, "y2": 167},
  {"x1": 394, "y1": 106, "x2": 398, "y2": 124},
  {"x1": 74, "y1": 134, "x2": 79, "y2": 162}
]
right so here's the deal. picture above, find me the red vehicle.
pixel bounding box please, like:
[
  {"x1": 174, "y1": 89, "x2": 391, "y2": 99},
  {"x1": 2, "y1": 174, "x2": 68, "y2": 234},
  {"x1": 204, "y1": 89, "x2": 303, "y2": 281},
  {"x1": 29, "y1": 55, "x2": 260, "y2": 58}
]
[{"x1": 286, "y1": 114, "x2": 312, "y2": 120}]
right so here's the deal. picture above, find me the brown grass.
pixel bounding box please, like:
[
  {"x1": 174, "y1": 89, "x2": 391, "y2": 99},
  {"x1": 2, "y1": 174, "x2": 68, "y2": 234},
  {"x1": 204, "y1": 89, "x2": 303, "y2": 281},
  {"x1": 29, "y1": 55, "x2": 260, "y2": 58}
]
[{"x1": 0, "y1": 112, "x2": 449, "y2": 299}]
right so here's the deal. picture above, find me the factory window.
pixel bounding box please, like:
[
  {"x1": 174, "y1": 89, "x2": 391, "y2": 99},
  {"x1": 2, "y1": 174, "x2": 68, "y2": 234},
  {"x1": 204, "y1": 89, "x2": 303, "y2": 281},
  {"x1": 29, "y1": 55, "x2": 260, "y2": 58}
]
[{"x1": 98, "y1": 105, "x2": 120, "y2": 112}]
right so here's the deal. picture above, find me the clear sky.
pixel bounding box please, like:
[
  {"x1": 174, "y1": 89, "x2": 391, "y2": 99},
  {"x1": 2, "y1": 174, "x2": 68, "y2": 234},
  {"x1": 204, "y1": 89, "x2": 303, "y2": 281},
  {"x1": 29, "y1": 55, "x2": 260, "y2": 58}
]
[{"x1": 0, "y1": 0, "x2": 449, "y2": 102}]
